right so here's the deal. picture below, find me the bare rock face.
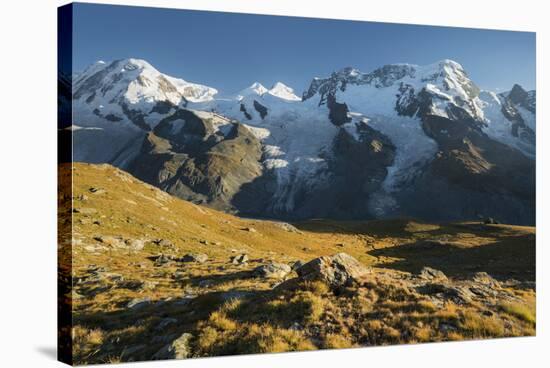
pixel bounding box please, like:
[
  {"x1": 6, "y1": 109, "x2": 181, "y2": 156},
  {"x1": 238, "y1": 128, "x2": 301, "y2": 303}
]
[{"x1": 295, "y1": 253, "x2": 370, "y2": 287}]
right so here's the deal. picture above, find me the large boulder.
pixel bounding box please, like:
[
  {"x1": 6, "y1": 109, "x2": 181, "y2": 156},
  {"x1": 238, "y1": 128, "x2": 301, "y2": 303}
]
[
  {"x1": 254, "y1": 263, "x2": 292, "y2": 279},
  {"x1": 295, "y1": 253, "x2": 370, "y2": 287}
]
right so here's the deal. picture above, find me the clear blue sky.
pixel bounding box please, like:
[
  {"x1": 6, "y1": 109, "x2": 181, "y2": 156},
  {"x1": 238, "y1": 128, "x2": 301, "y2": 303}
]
[{"x1": 72, "y1": 3, "x2": 536, "y2": 95}]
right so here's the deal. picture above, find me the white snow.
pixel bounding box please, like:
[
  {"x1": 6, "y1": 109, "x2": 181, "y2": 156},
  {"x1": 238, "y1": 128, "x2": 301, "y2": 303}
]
[
  {"x1": 477, "y1": 91, "x2": 535, "y2": 157},
  {"x1": 71, "y1": 57, "x2": 535, "y2": 216},
  {"x1": 268, "y1": 82, "x2": 301, "y2": 101}
]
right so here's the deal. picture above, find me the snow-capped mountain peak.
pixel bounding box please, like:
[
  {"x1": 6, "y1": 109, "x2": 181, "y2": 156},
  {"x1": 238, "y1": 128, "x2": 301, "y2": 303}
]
[
  {"x1": 268, "y1": 82, "x2": 301, "y2": 101},
  {"x1": 237, "y1": 82, "x2": 269, "y2": 100}
]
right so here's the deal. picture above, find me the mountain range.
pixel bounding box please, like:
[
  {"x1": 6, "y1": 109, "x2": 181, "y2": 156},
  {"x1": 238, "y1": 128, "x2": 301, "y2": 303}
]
[{"x1": 62, "y1": 58, "x2": 536, "y2": 225}]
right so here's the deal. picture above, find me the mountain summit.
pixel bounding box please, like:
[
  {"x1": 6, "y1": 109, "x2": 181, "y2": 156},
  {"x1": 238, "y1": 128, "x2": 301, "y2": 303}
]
[{"x1": 66, "y1": 58, "x2": 536, "y2": 225}]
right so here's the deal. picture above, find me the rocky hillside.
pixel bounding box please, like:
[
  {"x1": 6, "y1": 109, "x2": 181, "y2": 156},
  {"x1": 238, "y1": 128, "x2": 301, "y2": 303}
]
[
  {"x1": 66, "y1": 58, "x2": 536, "y2": 224},
  {"x1": 59, "y1": 163, "x2": 536, "y2": 364}
]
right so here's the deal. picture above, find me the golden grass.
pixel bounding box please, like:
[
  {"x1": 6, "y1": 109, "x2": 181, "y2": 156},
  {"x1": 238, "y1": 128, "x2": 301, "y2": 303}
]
[
  {"x1": 63, "y1": 163, "x2": 537, "y2": 363},
  {"x1": 459, "y1": 310, "x2": 505, "y2": 338},
  {"x1": 499, "y1": 301, "x2": 536, "y2": 324}
]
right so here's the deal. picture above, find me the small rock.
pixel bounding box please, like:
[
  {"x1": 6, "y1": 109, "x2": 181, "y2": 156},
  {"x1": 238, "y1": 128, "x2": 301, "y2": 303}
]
[
  {"x1": 179, "y1": 253, "x2": 208, "y2": 264},
  {"x1": 94, "y1": 235, "x2": 125, "y2": 248},
  {"x1": 230, "y1": 254, "x2": 249, "y2": 265},
  {"x1": 155, "y1": 239, "x2": 174, "y2": 248},
  {"x1": 125, "y1": 238, "x2": 145, "y2": 251},
  {"x1": 273, "y1": 222, "x2": 301, "y2": 233},
  {"x1": 74, "y1": 207, "x2": 97, "y2": 215},
  {"x1": 419, "y1": 267, "x2": 448, "y2": 281},
  {"x1": 241, "y1": 227, "x2": 257, "y2": 233},
  {"x1": 153, "y1": 254, "x2": 174, "y2": 266},
  {"x1": 153, "y1": 333, "x2": 193, "y2": 360},
  {"x1": 472, "y1": 272, "x2": 500, "y2": 288},
  {"x1": 89, "y1": 187, "x2": 106, "y2": 195},
  {"x1": 127, "y1": 298, "x2": 151, "y2": 310},
  {"x1": 254, "y1": 263, "x2": 292, "y2": 279}
]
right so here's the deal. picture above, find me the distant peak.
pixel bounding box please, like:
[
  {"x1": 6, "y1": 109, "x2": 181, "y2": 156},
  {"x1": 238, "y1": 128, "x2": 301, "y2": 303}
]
[
  {"x1": 268, "y1": 82, "x2": 300, "y2": 101},
  {"x1": 237, "y1": 82, "x2": 269, "y2": 100}
]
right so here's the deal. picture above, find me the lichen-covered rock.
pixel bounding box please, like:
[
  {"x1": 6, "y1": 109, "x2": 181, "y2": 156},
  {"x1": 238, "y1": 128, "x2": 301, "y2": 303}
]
[
  {"x1": 254, "y1": 263, "x2": 292, "y2": 279},
  {"x1": 152, "y1": 333, "x2": 193, "y2": 360}
]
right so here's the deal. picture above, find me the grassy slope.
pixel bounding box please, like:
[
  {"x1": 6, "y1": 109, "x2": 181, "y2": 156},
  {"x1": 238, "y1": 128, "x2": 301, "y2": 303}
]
[{"x1": 60, "y1": 163, "x2": 536, "y2": 364}]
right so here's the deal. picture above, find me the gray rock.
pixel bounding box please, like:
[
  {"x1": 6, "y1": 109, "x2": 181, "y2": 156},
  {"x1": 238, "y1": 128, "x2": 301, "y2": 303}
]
[
  {"x1": 154, "y1": 239, "x2": 175, "y2": 248},
  {"x1": 179, "y1": 253, "x2": 208, "y2": 264},
  {"x1": 472, "y1": 272, "x2": 500, "y2": 288},
  {"x1": 295, "y1": 253, "x2": 370, "y2": 287},
  {"x1": 419, "y1": 267, "x2": 448, "y2": 281},
  {"x1": 254, "y1": 263, "x2": 292, "y2": 279},
  {"x1": 231, "y1": 254, "x2": 249, "y2": 265},
  {"x1": 153, "y1": 333, "x2": 193, "y2": 360},
  {"x1": 156, "y1": 317, "x2": 178, "y2": 330},
  {"x1": 125, "y1": 238, "x2": 145, "y2": 251},
  {"x1": 127, "y1": 297, "x2": 151, "y2": 310},
  {"x1": 273, "y1": 222, "x2": 301, "y2": 233},
  {"x1": 290, "y1": 260, "x2": 304, "y2": 271},
  {"x1": 154, "y1": 254, "x2": 174, "y2": 266},
  {"x1": 94, "y1": 235, "x2": 125, "y2": 248}
]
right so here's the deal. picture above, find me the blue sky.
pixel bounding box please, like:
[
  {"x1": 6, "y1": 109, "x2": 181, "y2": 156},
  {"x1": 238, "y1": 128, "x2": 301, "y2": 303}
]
[{"x1": 72, "y1": 3, "x2": 536, "y2": 95}]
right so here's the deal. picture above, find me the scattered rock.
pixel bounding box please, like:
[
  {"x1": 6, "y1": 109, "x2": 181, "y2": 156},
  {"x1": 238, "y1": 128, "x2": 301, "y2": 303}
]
[
  {"x1": 74, "y1": 207, "x2": 97, "y2": 215},
  {"x1": 230, "y1": 254, "x2": 249, "y2": 265},
  {"x1": 152, "y1": 333, "x2": 193, "y2": 360},
  {"x1": 254, "y1": 263, "x2": 292, "y2": 279},
  {"x1": 125, "y1": 238, "x2": 145, "y2": 251},
  {"x1": 335, "y1": 243, "x2": 346, "y2": 248},
  {"x1": 179, "y1": 253, "x2": 208, "y2": 264},
  {"x1": 417, "y1": 283, "x2": 473, "y2": 304},
  {"x1": 89, "y1": 187, "x2": 107, "y2": 195},
  {"x1": 127, "y1": 298, "x2": 151, "y2": 310},
  {"x1": 419, "y1": 267, "x2": 448, "y2": 281},
  {"x1": 295, "y1": 253, "x2": 371, "y2": 287},
  {"x1": 94, "y1": 235, "x2": 125, "y2": 248},
  {"x1": 273, "y1": 222, "x2": 301, "y2": 233},
  {"x1": 153, "y1": 254, "x2": 174, "y2": 266},
  {"x1": 472, "y1": 272, "x2": 500, "y2": 288},
  {"x1": 154, "y1": 239, "x2": 175, "y2": 248},
  {"x1": 241, "y1": 227, "x2": 257, "y2": 233}
]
